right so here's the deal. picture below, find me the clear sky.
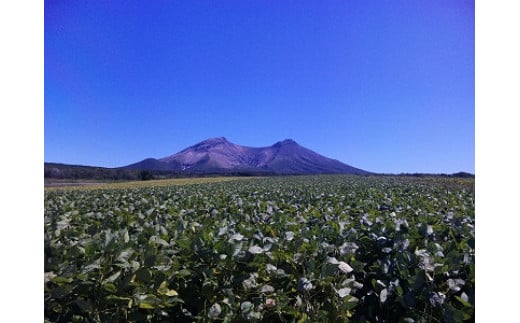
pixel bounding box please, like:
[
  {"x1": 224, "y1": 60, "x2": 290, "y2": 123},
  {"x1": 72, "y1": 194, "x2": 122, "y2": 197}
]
[{"x1": 44, "y1": 0, "x2": 474, "y2": 174}]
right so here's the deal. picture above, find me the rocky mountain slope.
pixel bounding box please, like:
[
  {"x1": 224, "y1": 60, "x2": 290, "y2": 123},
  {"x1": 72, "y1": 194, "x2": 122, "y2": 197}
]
[{"x1": 124, "y1": 137, "x2": 370, "y2": 175}]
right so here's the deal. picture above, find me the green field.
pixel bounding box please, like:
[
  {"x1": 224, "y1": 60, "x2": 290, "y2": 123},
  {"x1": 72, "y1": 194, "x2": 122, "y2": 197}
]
[
  {"x1": 45, "y1": 176, "x2": 252, "y2": 191},
  {"x1": 44, "y1": 175, "x2": 474, "y2": 322}
]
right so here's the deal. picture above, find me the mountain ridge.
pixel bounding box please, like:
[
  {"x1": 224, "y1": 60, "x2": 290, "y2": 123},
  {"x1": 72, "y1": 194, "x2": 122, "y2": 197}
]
[{"x1": 124, "y1": 137, "x2": 371, "y2": 175}]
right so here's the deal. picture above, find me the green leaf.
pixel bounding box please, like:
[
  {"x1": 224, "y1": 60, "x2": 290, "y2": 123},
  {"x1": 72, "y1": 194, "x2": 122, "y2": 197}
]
[
  {"x1": 176, "y1": 269, "x2": 192, "y2": 278},
  {"x1": 157, "y1": 281, "x2": 179, "y2": 296},
  {"x1": 51, "y1": 276, "x2": 72, "y2": 285},
  {"x1": 73, "y1": 299, "x2": 93, "y2": 313},
  {"x1": 337, "y1": 287, "x2": 351, "y2": 298},
  {"x1": 241, "y1": 301, "x2": 253, "y2": 313},
  {"x1": 50, "y1": 286, "x2": 71, "y2": 299},
  {"x1": 105, "y1": 270, "x2": 121, "y2": 283},
  {"x1": 116, "y1": 249, "x2": 134, "y2": 263},
  {"x1": 144, "y1": 254, "x2": 156, "y2": 267},
  {"x1": 138, "y1": 302, "x2": 155, "y2": 309},
  {"x1": 455, "y1": 295, "x2": 473, "y2": 308},
  {"x1": 103, "y1": 283, "x2": 117, "y2": 293},
  {"x1": 380, "y1": 288, "x2": 388, "y2": 303},
  {"x1": 135, "y1": 268, "x2": 152, "y2": 282},
  {"x1": 165, "y1": 289, "x2": 178, "y2": 296},
  {"x1": 136, "y1": 294, "x2": 161, "y2": 309},
  {"x1": 297, "y1": 313, "x2": 308, "y2": 323}
]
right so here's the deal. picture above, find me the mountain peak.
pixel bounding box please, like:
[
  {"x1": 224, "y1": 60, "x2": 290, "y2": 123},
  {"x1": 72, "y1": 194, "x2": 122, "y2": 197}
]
[
  {"x1": 190, "y1": 137, "x2": 230, "y2": 148},
  {"x1": 126, "y1": 138, "x2": 371, "y2": 175},
  {"x1": 202, "y1": 137, "x2": 229, "y2": 144},
  {"x1": 274, "y1": 139, "x2": 298, "y2": 146}
]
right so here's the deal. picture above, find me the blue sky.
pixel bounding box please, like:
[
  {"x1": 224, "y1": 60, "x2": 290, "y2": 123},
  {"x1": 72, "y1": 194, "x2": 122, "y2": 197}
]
[{"x1": 44, "y1": 0, "x2": 474, "y2": 173}]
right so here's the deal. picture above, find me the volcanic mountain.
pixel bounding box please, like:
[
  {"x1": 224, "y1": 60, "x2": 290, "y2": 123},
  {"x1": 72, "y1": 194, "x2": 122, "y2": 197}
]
[{"x1": 124, "y1": 137, "x2": 370, "y2": 175}]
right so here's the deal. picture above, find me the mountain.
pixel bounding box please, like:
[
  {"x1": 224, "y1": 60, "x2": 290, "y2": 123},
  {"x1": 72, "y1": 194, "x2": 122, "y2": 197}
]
[{"x1": 124, "y1": 137, "x2": 370, "y2": 175}]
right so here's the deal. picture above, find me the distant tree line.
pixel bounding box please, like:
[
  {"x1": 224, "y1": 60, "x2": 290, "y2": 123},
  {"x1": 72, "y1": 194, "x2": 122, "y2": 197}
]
[
  {"x1": 378, "y1": 172, "x2": 474, "y2": 178},
  {"x1": 44, "y1": 163, "x2": 473, "y2": 181},
  {"x1": 397, "y1": 172, "x2": 474, "y2": 178},
  {"x1": 45, "y1": 163, "x2": 144, "y2": 181},
  {"x1": 44, "y1": 163, "x2": 275, "y2": 181}
]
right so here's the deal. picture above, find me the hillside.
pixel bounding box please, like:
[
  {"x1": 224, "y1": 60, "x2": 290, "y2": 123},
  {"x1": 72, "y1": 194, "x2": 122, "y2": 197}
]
[{"x1": 124, "y1": 137, "x2": 370, "y2": 175}]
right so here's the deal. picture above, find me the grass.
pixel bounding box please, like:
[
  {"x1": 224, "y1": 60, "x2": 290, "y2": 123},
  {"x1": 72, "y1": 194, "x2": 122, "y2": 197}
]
[{"x1": 44, "y1": 176, "x2": 255, "y2": 191}]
